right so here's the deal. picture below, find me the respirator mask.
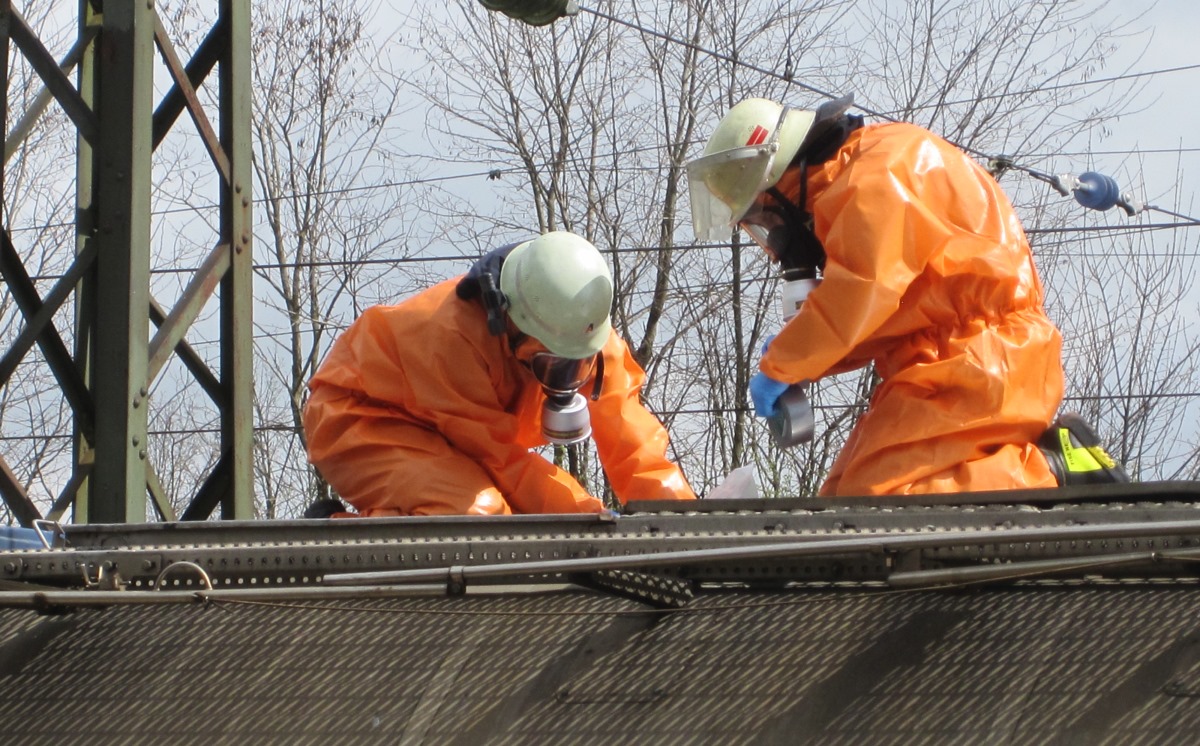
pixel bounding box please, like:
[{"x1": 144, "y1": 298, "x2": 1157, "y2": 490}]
[{"x1": 519, "y1": 341, "x2": 604, "y2": 445}]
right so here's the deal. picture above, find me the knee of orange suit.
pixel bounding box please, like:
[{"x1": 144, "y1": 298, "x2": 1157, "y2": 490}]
[
  {"x1": 305, "y1": 406, "x2": 514, "y2": 515},
  {"x1": 406, "y1": 487, "x2": 512, "y2": 517},
  {"x1": 466, "y1": 487, "x2": 513, "y2": 515},
  {"x1": 355, "y1": 507, "x2": 406, "y2": 518},
  {"x1": 502, "y1": 475, "x2": 605, "y2": 514},
  {"x1": 341, "y1": 463, "x2": 515, "y2": 517},
  {"x1": 354, "y1": 493, "x2": 512, "y2": 517}
]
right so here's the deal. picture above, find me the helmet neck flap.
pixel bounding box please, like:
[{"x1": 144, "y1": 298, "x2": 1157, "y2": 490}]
[{"x1": 456, "y1": 241, "x2": 521, "y2": 336}]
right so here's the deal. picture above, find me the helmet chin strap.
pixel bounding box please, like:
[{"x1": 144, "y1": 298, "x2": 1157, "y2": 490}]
[
  {"x1": 759, "y1": 110, "x2": 864, "y2": 275},
  {"x1": 764, "y1": 180, "x2": 826, "y2": 275}
]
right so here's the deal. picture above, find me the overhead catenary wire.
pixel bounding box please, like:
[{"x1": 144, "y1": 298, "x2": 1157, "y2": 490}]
[
  {"x1": 9, "y1": 219, "x2": 1200, "y2": 287},
  {"x1": 9, "y1": 138, "x2": 1196, "y2": 239},
  {"x1": 1022, "y1": 146, "x2": 1200, "y2": 159},
  {"x1": 7, "y1": 5, "x2": 1193, "y2": 238},
  {"x1": 3, "y1": 389, "x2": 1198, "y2": 444},
  {"x1": 574, "y1": 3, "x2": 1200, "y2": 227},
  {"x1": 580, "y1": 0, "x2": 1200, "y2": 135},
  {"x1": 877, "y1": 63, "x2": 1200, "y2": 116}
]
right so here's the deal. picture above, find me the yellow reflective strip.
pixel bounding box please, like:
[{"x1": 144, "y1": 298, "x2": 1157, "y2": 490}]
[{"x1": 1057, "y1": 428, "x2": 1102, "y2": 473}]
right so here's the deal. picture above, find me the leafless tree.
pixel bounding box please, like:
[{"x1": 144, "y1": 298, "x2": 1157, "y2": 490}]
[{"x1": 249, "y1": 0, "x2": 420, "y2": 517}]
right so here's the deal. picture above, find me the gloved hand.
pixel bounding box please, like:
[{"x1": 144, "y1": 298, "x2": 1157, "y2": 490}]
[{"x1": 749, "y1": 371, "x2": 790, "y2": 418}]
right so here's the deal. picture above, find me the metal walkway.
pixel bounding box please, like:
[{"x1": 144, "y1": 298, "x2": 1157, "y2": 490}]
[{"x1": 3, "y1": 481, "x2": 1200, "y2": 603}]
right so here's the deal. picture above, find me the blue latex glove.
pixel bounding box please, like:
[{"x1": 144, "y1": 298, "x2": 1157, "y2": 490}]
[{"x1": 749, "y1": 371, "x2": 790, "y2": 418}]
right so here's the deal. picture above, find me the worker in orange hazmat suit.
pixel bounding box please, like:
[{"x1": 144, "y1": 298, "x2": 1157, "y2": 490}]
[
  {"x1": 303, "y1": 231, "x2": 697, "y2": 516},
  {"x1": 687, "y1": 94, "x2": 1128, "y2": 495}
]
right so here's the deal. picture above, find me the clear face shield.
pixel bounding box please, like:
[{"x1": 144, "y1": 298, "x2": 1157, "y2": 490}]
[
  {"x1": 738, "y1": 197, "x2": 790, "y2": 261},
  {"x1": 687, "y1": 106, "x2": 793, "y2": 241}
]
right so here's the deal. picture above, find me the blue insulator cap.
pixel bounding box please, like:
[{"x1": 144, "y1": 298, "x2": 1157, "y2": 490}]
[{"x1": 1074, "y1": 171, "x2": 1121, "y2": 211}]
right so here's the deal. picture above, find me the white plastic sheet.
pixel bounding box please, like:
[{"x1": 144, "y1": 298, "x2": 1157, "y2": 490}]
[{"x1": 705, "y1": 465, "x2": 759, "y2": 500}]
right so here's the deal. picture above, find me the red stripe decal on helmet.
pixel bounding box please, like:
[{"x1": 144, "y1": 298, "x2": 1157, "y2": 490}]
[{"x1": 745, "y1": 125, "x2": 769, "y2": 146}]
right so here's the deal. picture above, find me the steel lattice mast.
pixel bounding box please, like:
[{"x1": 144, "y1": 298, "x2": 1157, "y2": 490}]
[{"x1": 0, "y1": 0, "x2": 253, "y2": 524}]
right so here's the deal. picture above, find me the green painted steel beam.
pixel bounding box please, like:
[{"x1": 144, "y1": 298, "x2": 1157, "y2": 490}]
[
  {"x1": 151, "y1": 15, "x2": 223, "y2": 151},
  {"x1": 216, "y1": 0, "x2": 254, "y2": 520},
  {"x1": 72, "y1": 0, "x2": 99, "y2": 523},
  {"x1": 3, "y1": 26, "x2": 96, "y2": 164},
  {"x1": 87, "y1": 1, "x2": 155, "y2": 523}
]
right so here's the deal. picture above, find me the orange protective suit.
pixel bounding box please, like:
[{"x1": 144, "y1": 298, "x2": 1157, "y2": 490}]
[
  {"x1": 303, "y1": 278, "x2": 696, "y2": 516},
  {"x1": 761, "y1": 122, "x2": 1064, "y2": 495}
]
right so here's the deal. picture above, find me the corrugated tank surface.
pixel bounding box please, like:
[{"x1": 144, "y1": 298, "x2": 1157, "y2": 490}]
[{"x1": 3, "y1": 584, "x2": 1200, "y2": 744}]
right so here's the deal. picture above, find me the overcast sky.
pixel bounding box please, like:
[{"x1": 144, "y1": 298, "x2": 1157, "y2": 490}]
[{"x1": 1078, "y1": 0, "x2": 1198, "y2": 215}]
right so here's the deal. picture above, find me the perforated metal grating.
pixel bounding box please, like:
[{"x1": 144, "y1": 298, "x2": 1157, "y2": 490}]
[{"x1": 3, "y1": 584, "x2": 1200, "y2": 743}]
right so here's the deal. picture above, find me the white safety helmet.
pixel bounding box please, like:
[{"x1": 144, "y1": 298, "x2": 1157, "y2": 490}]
[
  {"x1": 686, "y1": 98, "x2": 817, "y2": 241},
  {"x1": 499, "y1": 231, "x2": 613, "y2": 359}
]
